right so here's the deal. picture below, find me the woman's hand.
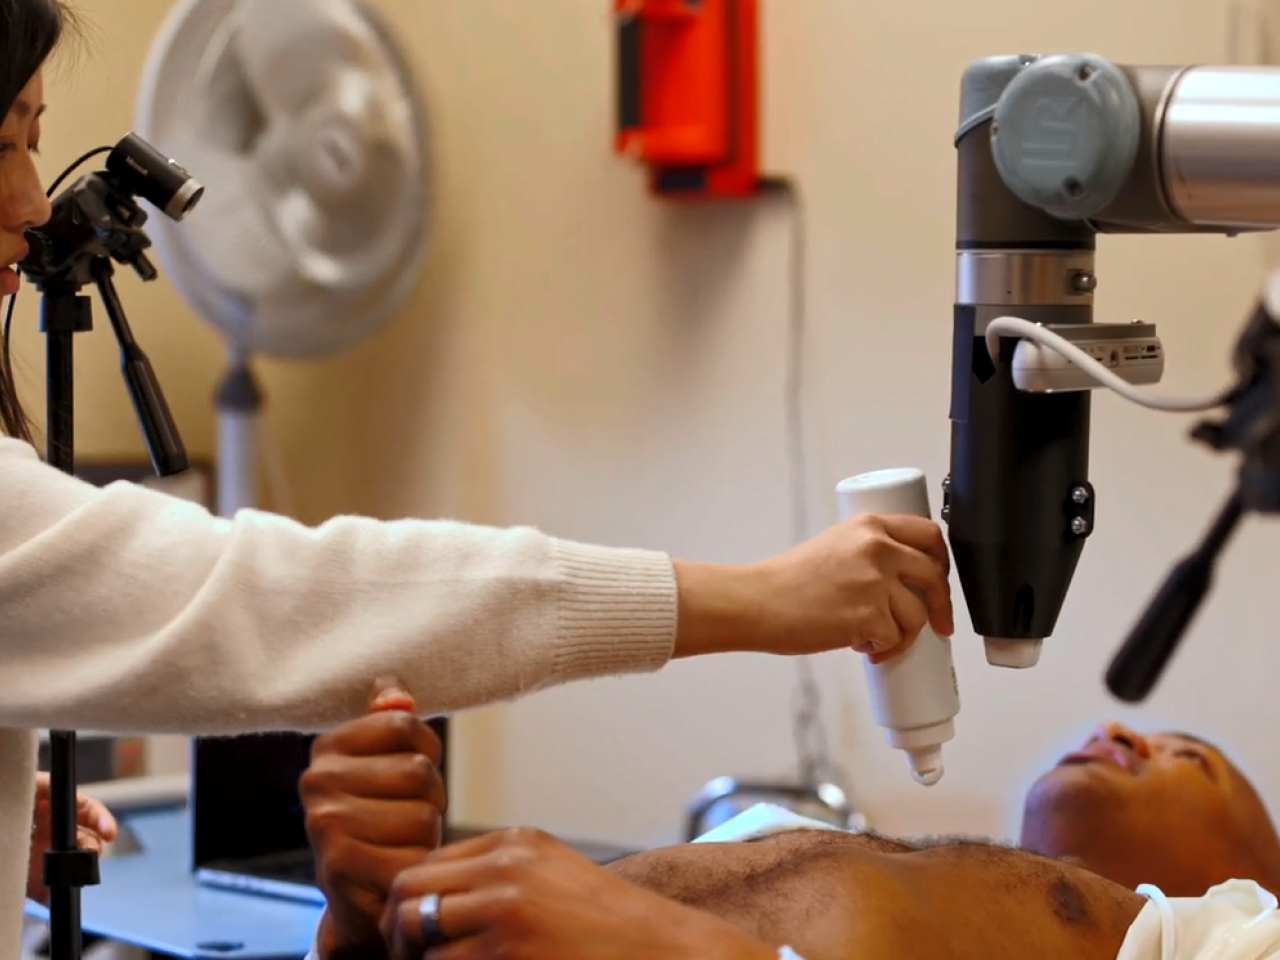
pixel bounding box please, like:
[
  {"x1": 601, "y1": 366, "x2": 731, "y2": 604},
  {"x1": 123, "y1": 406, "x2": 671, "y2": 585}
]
[
  {"x1": 304, "y1": 678, "x2": 445, "y2": 960},
  {"x1": 673, "y1": 513, "x2": 955, "y2": 663},
  {"x1": 27, "y1": 773, "x2": 117, "y2": 904},
  {"x1": 379, "y1": 828, "x2": 779, "y2": 960}
]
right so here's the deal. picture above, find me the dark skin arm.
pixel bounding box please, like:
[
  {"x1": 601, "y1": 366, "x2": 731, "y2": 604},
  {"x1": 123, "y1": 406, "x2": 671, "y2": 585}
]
[
  {"x1": 302, "y1": 678, "x2": 445, "y2": 960},
  {"x1": 379, "y1": 828, "x2": 781, "y2": 960},
  {"x1": 305, "y1": 686, "x2": 783, "y2": 960}
]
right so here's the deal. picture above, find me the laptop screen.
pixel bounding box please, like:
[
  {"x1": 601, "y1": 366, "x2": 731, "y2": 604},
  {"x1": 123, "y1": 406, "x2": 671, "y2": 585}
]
[{"x1": 192, "y1": 718, "x2": 450, "y2": 870}]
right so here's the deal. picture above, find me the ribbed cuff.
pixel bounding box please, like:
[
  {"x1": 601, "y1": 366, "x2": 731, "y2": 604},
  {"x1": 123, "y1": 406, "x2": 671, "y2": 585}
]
[{"x1": 546, "y1": 538, "x2": 677, "y2": 683}]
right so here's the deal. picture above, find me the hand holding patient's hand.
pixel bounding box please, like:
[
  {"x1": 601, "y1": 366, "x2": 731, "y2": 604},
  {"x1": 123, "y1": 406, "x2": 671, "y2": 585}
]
[
  {"x1": 27, "y1": 774, "x2": 118, "y2": 904},
  {"x1": 303, "y1": 677, "x2": 444, "y2": 960},
  {"x1": 380, "y1": 828, "x2": 777, "y2": 960}
]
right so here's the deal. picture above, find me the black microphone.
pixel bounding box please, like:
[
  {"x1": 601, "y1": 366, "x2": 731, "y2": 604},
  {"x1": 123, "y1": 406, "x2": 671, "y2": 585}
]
[{"x1": 1105, "y1": 493, "x2": 1242, "y2": 702}]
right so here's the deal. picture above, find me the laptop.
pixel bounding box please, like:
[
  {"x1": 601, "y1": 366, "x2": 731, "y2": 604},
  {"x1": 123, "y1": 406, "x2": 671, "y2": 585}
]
[
  {"x1": 192, "y1": 728, "x2": 342, "y2": 904},
  {"x1": 192, "y1": 718, "x2": 637, "y2": 904}
]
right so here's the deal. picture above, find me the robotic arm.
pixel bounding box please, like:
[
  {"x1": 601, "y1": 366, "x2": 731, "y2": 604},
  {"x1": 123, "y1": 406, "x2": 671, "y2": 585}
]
[{"x1": 946, "y1": 53, "x2": 1280, "y2": 697}]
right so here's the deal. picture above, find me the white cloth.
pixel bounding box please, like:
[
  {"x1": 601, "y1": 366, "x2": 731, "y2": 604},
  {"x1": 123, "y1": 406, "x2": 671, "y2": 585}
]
[
  {"x1": 692, "y1": 802, "x2": 847, "y2": 844},
  {"x1": 1118, "y1": 879, "x2": 1280, "y2": 960},
  {"x1": 0, "y1": 435, "x2": 679, "y2": 960}
]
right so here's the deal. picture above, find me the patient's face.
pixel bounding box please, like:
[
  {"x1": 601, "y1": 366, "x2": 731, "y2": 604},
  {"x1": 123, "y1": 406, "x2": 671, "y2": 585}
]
[{"x1": 1019, "y1": 721, "x2": 1280, "y2": 895}]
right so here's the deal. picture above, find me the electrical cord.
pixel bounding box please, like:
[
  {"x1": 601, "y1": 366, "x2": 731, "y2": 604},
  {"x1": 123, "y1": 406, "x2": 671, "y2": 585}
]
[
  {"x1": 760, "y1": 178, "x2": 840, "y2": 792},
  {"x1": 44, "y1": 146, "x2": 112, "y2": 199},
  {"x1": 984, "y1": 315, "x2": 1235, "y2": 413},
  {"x1": 259, "y1": 414, "x2": 296, "y2": 517}
]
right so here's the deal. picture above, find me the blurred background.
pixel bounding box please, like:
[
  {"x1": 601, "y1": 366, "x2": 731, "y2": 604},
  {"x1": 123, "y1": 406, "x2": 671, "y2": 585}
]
[{"x1": 24, "y1": 0, "x2": 1280, "y2": 848}]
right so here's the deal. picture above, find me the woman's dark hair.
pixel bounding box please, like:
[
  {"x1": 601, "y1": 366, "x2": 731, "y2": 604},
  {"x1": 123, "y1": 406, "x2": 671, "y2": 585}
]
[{"x1": 0, "y1": 0, "x2": 70, "y2": 443}]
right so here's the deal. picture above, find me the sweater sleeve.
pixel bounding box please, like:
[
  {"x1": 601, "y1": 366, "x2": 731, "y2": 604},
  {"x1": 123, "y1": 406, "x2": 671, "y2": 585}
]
[{"x1": 0, "y1": 439, "x2": 677, "y2": 733}]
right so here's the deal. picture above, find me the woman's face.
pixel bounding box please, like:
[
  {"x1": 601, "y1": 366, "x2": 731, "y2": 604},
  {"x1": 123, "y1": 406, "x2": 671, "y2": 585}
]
[{"x1": 0, "y1": 68, "x2": 51, "y2": 296}]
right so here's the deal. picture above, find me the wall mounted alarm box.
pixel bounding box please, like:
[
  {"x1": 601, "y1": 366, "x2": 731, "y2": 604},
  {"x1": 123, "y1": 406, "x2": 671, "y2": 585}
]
[{"x1": 613, "y1": 0, "x2": 759, "y2": 199}]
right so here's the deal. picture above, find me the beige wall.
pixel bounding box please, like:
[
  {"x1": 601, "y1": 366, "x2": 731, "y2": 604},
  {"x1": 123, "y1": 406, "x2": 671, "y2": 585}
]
[{"x1": 35, "y1": 0, "x2": 1280, "y2": 846}]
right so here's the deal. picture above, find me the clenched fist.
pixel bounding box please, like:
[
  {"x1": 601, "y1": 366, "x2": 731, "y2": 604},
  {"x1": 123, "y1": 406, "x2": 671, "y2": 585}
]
[{"x1": 303, "y1": 678, "x2": 445, "y2": 960}]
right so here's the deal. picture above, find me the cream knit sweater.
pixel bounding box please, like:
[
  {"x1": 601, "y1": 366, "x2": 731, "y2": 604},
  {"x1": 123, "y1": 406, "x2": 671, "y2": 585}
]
[{"x1": 0, "y1": 436, "x2": 678, "y2": 960}]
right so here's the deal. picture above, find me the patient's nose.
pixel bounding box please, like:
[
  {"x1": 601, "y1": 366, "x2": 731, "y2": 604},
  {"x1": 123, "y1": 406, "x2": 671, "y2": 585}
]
[{"x1": 1093, "y1": 721, "x2": 1151, "y2": 760}]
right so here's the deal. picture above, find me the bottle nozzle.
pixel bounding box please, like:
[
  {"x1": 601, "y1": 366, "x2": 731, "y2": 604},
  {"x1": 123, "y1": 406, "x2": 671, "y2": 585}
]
[{"x1": 907, "y1": 745, "x2": 944, "y2": 786}]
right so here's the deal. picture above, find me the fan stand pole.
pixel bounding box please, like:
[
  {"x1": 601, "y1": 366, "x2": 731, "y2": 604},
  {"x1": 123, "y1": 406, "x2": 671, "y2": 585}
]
[
  {"x1": 39, "y1": 279, "x2": 100, "y2": 960},
  {"x1": 194, "y1": 353, "x2": 262, "y2": 878},
  {"x1": 215, "y1": 349, "x2": 263, "y2": 518}
]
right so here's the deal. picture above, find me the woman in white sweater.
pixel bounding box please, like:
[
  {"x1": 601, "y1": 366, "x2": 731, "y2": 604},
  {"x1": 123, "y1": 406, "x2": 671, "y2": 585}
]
[{"x1": 0, "y1": 1, "x2": 956, "y2": 957}]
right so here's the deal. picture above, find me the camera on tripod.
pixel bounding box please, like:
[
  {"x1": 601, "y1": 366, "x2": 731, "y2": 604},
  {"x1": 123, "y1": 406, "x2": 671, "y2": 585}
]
[{"x1": 20, "y1": 133, "x2": 204, "y2": 287}]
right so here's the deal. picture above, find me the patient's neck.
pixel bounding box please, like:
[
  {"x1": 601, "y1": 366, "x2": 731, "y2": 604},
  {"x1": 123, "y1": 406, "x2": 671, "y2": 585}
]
[{"x1": 1022, "y1": 830, "x2": 1280, "y2": 899}]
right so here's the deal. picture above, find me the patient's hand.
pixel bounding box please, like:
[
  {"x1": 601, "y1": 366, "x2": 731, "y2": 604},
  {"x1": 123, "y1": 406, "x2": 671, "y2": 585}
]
[
  {"x1": 380, "y1": 828, "x2": 778, "y2": 960},
  {"x1": 302, "y1": 678, "x2": 444, "y2": 960},
  {"x1": 27, "y1": 773, "x2": 117, "y2": 904}
]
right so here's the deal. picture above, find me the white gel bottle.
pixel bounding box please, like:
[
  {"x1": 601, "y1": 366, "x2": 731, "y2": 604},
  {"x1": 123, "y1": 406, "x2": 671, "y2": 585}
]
[{"x1": 835, "y1": 468, "x2": 961, "y2": 786}]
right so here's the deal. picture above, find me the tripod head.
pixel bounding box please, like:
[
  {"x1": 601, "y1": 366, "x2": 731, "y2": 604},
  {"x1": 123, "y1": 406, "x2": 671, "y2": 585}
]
[
  {"x1": 1105, "y1": 289, "x2": 1280, "y2": 702},
  {"x1": 20, "y1": 133, "x2": 203, "y2": 290},
  {"x1": 1191, "y1": 300, "x2": 1280, "y2": 513}
]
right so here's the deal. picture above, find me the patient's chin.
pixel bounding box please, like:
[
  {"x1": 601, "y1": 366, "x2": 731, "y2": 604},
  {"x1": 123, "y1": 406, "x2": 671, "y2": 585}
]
[{"x1": 1021, "y1": 768, "x2": 1122, "y2": 838}]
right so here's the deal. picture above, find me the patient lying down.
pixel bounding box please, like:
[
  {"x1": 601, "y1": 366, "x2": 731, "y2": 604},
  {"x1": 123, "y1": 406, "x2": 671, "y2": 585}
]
[
  {"x1": 599, "y1": 724, "x2": 1280, "y2": 959},
  {"x1": 303, "y1": 687, "x2": 1280, "y2": 960}
]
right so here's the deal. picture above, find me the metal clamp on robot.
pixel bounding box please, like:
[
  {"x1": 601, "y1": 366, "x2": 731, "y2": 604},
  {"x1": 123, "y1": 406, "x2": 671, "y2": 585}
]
[{"x1": 945, "y1": 54, "x2": 1280, "y2": 698}]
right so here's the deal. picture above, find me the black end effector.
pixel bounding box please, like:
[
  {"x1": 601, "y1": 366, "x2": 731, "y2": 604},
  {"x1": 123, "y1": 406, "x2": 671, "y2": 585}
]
[
  {"x1": 945, "y1": 318, "x2": 1096, "y2": 669},
  {"x1": 1106, "y1": 301, "x2": 1280, "y2": 702}
]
